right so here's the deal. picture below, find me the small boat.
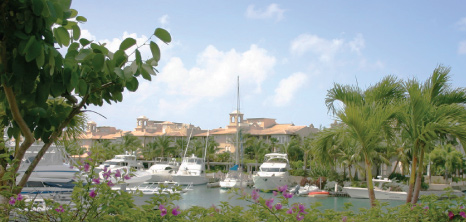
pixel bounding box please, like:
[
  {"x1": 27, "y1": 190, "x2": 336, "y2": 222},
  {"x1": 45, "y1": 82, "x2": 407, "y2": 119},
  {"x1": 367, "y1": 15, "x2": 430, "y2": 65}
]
[
  {"x1": 171, "y1": 154, "x2": 208, "y2": 185},
  {"x1": 308, "y1": 191, "x2": 330, "y2": 197},
  {"x1": 124, "y1": 181, "x2": 192, "y2": 195},
  {"x1": 342, "y1": 177, "x2": 407, "y2": 200},
  {"x1": 291, "y1": 184, "x2": 320, "y2": 196},
  {"x1": 253, "y1": 153, "x2": 290, "y2": 192},
  {"x1": 95, "y1": 153, "x2": 152, "y2": 187}
]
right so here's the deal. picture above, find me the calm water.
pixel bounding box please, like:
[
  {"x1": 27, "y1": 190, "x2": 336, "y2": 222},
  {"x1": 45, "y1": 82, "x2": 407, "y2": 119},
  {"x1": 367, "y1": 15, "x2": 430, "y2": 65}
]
[{"x1": 133, "y1": 185, "x2": 404, "y2": 211}]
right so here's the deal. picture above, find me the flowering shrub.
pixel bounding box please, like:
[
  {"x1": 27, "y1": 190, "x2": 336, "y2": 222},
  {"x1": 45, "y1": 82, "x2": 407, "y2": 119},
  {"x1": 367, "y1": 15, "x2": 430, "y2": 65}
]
[{"x1": 5, "y1": 153, "x2": 466, "y2": 221}]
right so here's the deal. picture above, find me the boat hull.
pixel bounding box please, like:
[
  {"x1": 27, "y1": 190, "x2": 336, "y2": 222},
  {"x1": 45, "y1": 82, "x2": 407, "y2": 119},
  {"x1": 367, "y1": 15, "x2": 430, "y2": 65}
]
[
  {"x1": 342, "y1": 187, "x2": 407, "y2": 200},
  {"x1": 171, "y1": 175, "x2": 208, "y2": 185},
  {"x1": 253, "y1": 174, "x2": 289, "y2": 192}
]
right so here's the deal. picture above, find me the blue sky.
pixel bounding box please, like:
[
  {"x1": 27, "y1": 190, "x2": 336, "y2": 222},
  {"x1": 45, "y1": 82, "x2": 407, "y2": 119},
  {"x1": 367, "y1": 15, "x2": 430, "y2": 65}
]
[{"x1": 71, "y1": 1, "x2": 466, "y2": 131}]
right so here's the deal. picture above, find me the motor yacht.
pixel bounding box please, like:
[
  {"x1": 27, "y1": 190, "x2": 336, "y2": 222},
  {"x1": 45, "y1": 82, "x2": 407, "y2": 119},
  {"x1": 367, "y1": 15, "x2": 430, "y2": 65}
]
[
  {"x1": 171, "y1": 154, "x2": 208, "y2": 185},
  {"x1": 146, "y1": 157, "x2": 180, "y2": 182},
  {"x1": 253, "y1": 153, "x2": 291, "y2": 192}
]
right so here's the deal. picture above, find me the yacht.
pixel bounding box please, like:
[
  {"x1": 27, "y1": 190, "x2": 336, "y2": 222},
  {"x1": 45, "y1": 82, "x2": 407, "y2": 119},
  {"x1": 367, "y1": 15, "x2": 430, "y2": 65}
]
[
  {"x1": 171, "y1": 154, "x2": 208, "y2": 185},
  {"x1": 342, "y1": 178, "x2": 407, "y2": 200},
  {"x1": 253, "y1": 153, "x2": 290, "y2": 192},
  {"x1": 95, "y1": 153, "x2": 152, "y2": 187},
  {"x1": 219, "y1": 165, "x2": 247, "y2": 189},
  {"x1": 16, "y1": 143, "x2": 80, "y2": 186},
  {"x1": 146, "y1": 157, "x2": 180, "y2": 182}
]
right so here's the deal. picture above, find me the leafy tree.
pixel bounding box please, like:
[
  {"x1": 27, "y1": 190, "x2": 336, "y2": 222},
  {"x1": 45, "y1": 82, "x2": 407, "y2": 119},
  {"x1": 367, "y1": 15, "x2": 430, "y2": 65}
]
[
  {"x1": 0, "y1": 0, "x2": 171, "y2": 207},
  {"x1": 244, "y1": 136, "x2": 268, "y2": 169},
  {"x1": 429, "y1": 144, "x2": 464, "y2": 181},
  {"x1": 174, "y1": 137, "x2": 187, "y2": 158},
  {"x1": 153, "y1": 135, "x2": 173, "y2": 158},
  {"x1": 142, "y1": 140, "x2": 158, "y2": 160},
  {"x1": 204, "y1": 136, "x2": 220, "y2": 170},
  {"x1": 269, "y1": 137, "x2": 278, "y2": 153},
  {"x1": 120, "y1": 133, "x2": 141, "y2": 154},
  {"x1": 324, "y1": 76, "x2": 404, "y2": 207},
  {"x1": 398, "y1": 66, "x2": 466, "y2": 203}
]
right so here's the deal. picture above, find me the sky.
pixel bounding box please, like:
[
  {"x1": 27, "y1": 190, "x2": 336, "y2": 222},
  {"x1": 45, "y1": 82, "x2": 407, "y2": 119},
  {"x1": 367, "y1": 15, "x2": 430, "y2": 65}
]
[{"x1": 70, "y1": 1, "x2": 466, "y2": 131}]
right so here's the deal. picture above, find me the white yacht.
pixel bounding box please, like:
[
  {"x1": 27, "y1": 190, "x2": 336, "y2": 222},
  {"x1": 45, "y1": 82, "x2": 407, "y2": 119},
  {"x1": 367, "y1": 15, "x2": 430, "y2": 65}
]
[
  {"x1": 16, "y1": 143, "x2": 80, "y2": 185},
  {"x1": 96, "y1": 153, "x2": 151, "y2": 187},
  {"x1": 146, "y1": 157, "x2": 180, "y2": 182},
  {"x1": 342, "y1": 178, "x2": 407, "y2": 200},
  {"x1": 253, "y1": 153, "x2": 290, "y2": 192},
  {"x1": 171, "y1": 154, "x2": 208, "y2": 185}
]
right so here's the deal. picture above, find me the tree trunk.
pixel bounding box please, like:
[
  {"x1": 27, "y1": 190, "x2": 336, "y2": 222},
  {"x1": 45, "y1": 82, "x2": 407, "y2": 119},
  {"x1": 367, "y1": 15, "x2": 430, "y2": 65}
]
[
  {"x1": 406, "y1": 144, "x2": 418, "y2": 203},
  {"x1": 365, "y1": 158, "x2": 376, "y2": 207},
  {"x1": 349, "y1": 165, "x2": 353, "y2": 182},
  {"x1": 390, "y1": 159, "x2": 400, "y2": 176},
  {"x1": 412, "y1": 147, "x2": 425, "y2": 204}
]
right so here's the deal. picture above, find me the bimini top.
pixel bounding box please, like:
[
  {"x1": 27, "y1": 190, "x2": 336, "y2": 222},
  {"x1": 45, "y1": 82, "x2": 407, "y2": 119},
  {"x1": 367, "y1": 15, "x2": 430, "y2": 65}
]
[{"x1": 264, "y1": 153, "x2": 289, "y2": 163}]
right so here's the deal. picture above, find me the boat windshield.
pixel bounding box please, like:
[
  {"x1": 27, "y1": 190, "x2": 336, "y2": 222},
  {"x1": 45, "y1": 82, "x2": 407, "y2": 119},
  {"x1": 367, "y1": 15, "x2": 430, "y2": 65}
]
[
  {"x1": 260, "y1": 167, "x2": 287, "y2": 172},
  {"x1": 104, "y1": 161, "x2": 128, "y2": 166},
  {"x1": 185, "y1": 158, "x2": 203, "y2": 164},
  {"x1": 265, "y1": 158, "x2": 288, "y2": 163}
]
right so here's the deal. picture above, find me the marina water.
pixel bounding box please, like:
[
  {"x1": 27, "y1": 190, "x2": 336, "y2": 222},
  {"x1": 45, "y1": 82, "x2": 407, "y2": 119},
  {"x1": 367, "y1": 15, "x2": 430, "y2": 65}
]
[{"x1": 133, "y1": 185, "x2": 404, "y2": 211}]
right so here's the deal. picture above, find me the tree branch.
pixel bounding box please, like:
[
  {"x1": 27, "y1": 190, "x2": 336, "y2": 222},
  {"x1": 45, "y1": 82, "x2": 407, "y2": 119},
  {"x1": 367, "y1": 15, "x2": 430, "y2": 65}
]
[{"x1": 15, "y1": 94, "x2": 90, "y2": 192}]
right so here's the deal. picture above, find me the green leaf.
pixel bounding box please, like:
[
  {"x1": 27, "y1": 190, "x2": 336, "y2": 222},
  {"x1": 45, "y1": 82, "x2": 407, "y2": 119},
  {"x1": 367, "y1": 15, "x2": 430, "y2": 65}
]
[
  {"x1": 142, "y1": 63, "x2": 156, "y2": 75},
  {"x1": 31, "y1": 0, "x2": 45, "y2": 16},
  {"x1": 23, "y1": 36, "x2": 36, "y2": 55},
  {"x1": 26, "y1": 40, "x2": 42, "y2": 62},
  {"x1": 123, "y1": 66, "x2": 134, "y2": 80},
  {"x1": 149, "y1": 41, "x2": 160, "y2": 62},
  {"x1": 68, "y1": 42, "x2": 80, "y2": 51},
  {"x1": 72, "y1": 25, "x2": 81, "y2": 40},
  {"x1": 119, "y1": 38, "x2": 136, "y2": 51},
  {"x1": 35, "y1": 48, "x2": 45, "y2": 68},
  {"x1": 80, "y1": 38, "x2": 91, "y2": 47},
  {"x1": 78, "y1": 79, "x2": 88, "y2": 95},
  {"x1": 14, "y1": 30, "x2": 28, "y2": 40},
  {"x1": 113, "y1": 91, "x2": 123, "y2": 102},
  {"x1": 154, "y1": 28, "x2": 171, "y2": 44},
  {"x1": 76, "y1": 16, "x2": 87, "y2": 22},
  {"x1": 70, "y1": 9, "x2": 78, "y2": 18},
  {"x1": 114, "y1": 67, "x2": 124, "y2": 79},
  {"x1": 113, "y1": 50, "x2": 127, "y2": 67},
  {"x1": 70, "y1": 70, "x2": 79, "y2": 89},
  {"x1": 92, "y1": 53, "x2": 105, "y2": 71},
  {"x1": 54, "y1": 27, "x2": 70, "y2": 47},
  {"x1": 126, "y1": 77, "x2": 139, "y2": 92},
  {"x1": 135, "y1": 49, "x2": 142, "y2": 66},
  {"x1": 75, "y1": 48, "x2": 93, "y2": 61}
]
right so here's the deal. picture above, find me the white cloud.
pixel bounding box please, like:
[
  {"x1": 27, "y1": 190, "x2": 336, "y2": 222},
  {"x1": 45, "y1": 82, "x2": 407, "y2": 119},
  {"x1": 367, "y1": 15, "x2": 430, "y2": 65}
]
[
  {"x1": 245, "y1": 4, "x2": 285, "y2": 21},
  {"x1": 456, "y1": 17, "x2": 466, "y2": 31},
  {"x1": 159, "y1": 15, "x2": 169, "y2": 26},
  {"x1": 349, "y1": 34, "x2": 365, "y2": 54},
  {"x1": 157, "y1": 44, "x2": 276, "y2": 110},
  {"x1": 290, "y1": 34, "x2": 344, "y2": 62},
  {"x1": 459, "y1": 41, "x2": 466, "y2": 55},
  {"x1": 80, "y1": 29, "x2": 96, "y2": 41},
  {"x1": 271, "y1": 72, "x2": 308, "y2": 106}
]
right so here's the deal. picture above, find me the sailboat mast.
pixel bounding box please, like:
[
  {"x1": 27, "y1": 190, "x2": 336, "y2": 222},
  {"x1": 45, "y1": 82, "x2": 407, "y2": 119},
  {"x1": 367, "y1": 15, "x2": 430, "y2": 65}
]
[{"x1": 235, "y1": 76, "x2": 240, "y2": 166}]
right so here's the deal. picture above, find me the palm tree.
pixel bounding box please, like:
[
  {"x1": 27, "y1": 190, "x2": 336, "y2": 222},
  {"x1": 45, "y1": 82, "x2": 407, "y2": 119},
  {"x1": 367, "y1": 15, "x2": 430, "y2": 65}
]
[
  {"x1": 398, "y1": 66, "x2": 466, "y2": 203},
  {"x1": 324, "y1": 76, "x2": 404, "y2": 207},
  {"x1": 204, "y1": 136, "x2": 220, "y2": 170},
  {"x1": 153, "y1": 135, "x2": 173, "y2": 158},
  {"x1": 245, "y1": 136, "x2": 268, "y2": 170},
  {"x1": 429, "y1": 144, "x2": 464, "y2": 181},
  {"x1": 174, "y1": 137, "x2": 187, "y2": 158},
  {"x1": 143, "y1": 140, "x2": 158, "y2": 160},
  {"x1": 280, "y1": 137, "x2": 301, "y2": 161},
  {"x1": 269, "y1": 137, "x2": 278, "y2": 153},
  {"x1": 120, "y1": 133, "x2": 141, "y2": 153}
]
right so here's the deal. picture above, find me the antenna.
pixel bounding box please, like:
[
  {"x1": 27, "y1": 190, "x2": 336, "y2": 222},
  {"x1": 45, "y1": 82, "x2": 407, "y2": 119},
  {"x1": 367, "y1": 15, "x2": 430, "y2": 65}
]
[{"x1": 183, "y1": 126, "x2": 194, "y2": 158}]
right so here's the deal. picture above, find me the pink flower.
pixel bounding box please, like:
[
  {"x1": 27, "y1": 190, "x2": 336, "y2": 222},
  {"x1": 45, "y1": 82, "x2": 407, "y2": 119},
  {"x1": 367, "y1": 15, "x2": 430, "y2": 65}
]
[
  {"x1": 55, "y1": 205, "x2": 64, "y2": 213},
  {"x1": 83, "y1": 163, "x2": 90, "y2": 172},
  {"x1": 115, "y1": 170, "x2": 121, "y2": 178},
  {"x1": 460, "y1": 212, "x2": 466, "y2": 218},
  {"x1": 107, "y1": 180, "x2": 114, "y2": 187},
  {"x1": 448, "y1": 211, "x2": 454, "y2": 219},
  {"x1": 273, "y1": 191, "x2": 278, "y2": 196},
  {"x1": 124, "y1": 174, "x2": 131, "y2": 180},
  {"x1": 172, "y1": 206, "x2": 181, "y2": 216},
  {"x1": 283, "y1": 192, "x2": 293, "y2": 199},
  {"x1": 265, "y1": 198, "x2": 274, "y2": 209},
  {"x1": 159, "y1": 204, "x2": 167, "y2": 217},
  {"x1": 92, "y1": 177, "x2": 100, "y2": 184},
  {"x1": 87, "y1": 151, "x2": 92, "y2": 156},
  {"x1": 16, "y1": 194, "x2": 23, "y2": 201},
  {"x1": 296, "y1": 213, "x2": 304, "y2": 221},
  {"x1": 89, "y1": 190, "x2": 97, "y2": 198},
  {"x1": 275, "y1": 203, "x2": 283, "y2": 210},
  {"x1": 298, "y1": 204, "x2": 307, "y2": 214},
  {"x1": 342, "y1": 216, "x2": 347, "y2": 222},
  {"x1": 251, "y1": 189, "x2": 259, "y2": 202},
  {"x1": 103, "y1": 166, "x2": 108, "y2": 173},
  {"x1": 211, "y1": 204, "x2": 220, "y2": 213},
  {"x1": 9, "y1": 197, "x2": 15, "y2": 205},
  {"x1": 286, "y1": 208, "x2": 293, "y2": 214},
  {"x1": 278, "y1": 185, "x2": 288, "y2": 193}
]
